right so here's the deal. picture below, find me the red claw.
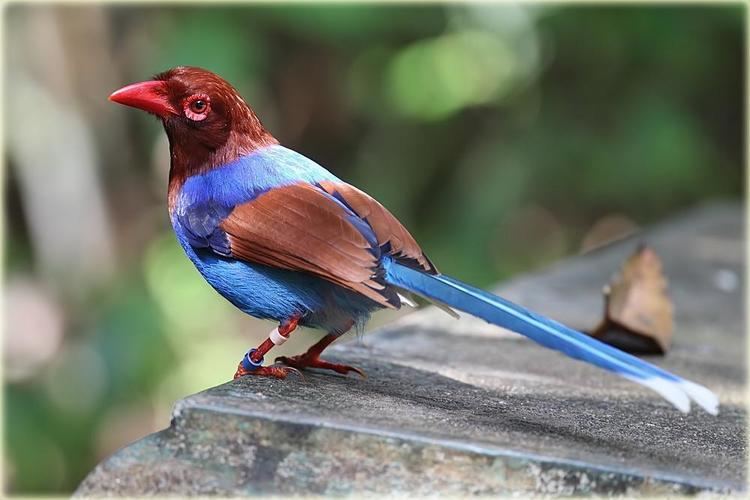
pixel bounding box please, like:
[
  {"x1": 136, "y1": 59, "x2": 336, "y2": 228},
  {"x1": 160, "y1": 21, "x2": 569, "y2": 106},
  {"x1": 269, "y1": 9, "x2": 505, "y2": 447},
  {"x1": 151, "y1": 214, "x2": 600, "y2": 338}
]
[{"x1": 275, "y1": 354, "x2": 366, "y2": 378}]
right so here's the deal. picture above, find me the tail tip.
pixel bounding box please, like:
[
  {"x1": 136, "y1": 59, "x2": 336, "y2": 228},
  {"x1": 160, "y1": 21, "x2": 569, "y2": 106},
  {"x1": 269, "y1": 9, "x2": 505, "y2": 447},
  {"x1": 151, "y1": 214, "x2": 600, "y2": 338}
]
[
  {"x1": 642, "y1": 377, "x2": 720, "y2": 415},
  {"x1": 641, "y1": 377, "x2": 691, "y2": 413},
  {"x1": 682, "y1": 380, "x2": 720, "y2": 416}
]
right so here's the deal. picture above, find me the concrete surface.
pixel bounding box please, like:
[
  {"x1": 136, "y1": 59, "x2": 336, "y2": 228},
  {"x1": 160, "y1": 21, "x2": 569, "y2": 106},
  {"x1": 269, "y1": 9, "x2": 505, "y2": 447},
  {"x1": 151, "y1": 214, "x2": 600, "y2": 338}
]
[{"x1": 76, "y1": 202, "x2": 746, "y2": 496}]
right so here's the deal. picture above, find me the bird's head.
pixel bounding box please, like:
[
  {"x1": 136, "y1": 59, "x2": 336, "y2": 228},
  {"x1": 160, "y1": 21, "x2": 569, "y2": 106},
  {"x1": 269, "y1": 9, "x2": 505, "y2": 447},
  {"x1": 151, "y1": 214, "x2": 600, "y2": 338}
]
[{"x1": 109, "y1": 66, "x2": 276, "y2": 177}]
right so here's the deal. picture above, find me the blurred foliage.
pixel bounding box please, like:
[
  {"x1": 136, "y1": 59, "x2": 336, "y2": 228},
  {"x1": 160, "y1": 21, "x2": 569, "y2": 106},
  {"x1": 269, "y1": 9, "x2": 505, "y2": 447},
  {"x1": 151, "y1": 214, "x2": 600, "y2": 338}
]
[{"x1": 3, "y1": 3, "x2": 743, "y2": 494}]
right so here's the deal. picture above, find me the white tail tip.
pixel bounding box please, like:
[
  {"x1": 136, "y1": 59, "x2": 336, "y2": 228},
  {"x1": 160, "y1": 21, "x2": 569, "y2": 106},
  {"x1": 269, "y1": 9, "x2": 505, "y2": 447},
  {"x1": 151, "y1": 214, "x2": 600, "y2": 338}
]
[
  {"x1": 682, "y1": 380, "x2": 720, "y2": 416},
  {"x1": 635, "y1": 377, "x2": 720, "y2": 415},
  {"x1": 642, "y1": 377, "x2": 691, "y2": 413}
]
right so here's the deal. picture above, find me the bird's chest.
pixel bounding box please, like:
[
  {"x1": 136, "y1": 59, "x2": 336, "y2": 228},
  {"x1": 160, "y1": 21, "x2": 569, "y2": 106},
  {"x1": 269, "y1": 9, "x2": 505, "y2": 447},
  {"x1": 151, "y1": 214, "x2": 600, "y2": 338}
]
[
  {"x1": 169, "y1": 177, "x2": 259, "y2": 292},
  {"x1": 169, "y1": 207, "x2": 260, "y2": 303},
  {"x1": 168, "y1": 202, "x2": 322, "y2": 323}
]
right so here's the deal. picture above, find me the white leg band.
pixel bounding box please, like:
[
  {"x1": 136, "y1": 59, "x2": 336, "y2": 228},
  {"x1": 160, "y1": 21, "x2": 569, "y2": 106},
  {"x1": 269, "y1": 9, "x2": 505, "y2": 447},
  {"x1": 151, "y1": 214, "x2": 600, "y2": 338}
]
[{"x1": 269, "y1": 327, "x2": 289, "y2": 346}]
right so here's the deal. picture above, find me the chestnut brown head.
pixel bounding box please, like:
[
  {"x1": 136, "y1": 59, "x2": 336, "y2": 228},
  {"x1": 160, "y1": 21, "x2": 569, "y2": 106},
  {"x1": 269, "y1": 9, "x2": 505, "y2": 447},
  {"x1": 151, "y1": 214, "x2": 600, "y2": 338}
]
[{"x1": 109, "y1": 66, "x2": 276, "y2": 177}]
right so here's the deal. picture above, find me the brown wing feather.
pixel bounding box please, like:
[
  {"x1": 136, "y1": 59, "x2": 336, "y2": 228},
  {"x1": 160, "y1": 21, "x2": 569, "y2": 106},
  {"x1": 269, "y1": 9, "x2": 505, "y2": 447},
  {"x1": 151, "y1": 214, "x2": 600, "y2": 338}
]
[
  {"x1": 219, "y1": 183, "x2": 397, "y2": 308},
  {"x1": 317, "y1": 181, "x2": 436, "y2": 273}
]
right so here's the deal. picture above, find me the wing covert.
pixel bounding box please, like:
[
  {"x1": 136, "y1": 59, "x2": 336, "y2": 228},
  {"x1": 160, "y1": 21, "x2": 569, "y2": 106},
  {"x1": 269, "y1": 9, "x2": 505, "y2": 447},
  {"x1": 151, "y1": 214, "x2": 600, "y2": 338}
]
[
  {"x1": 316, "y1": 181, "x2": 436, "y2": 274},
  {"x1": 219, "y1": 183, "x2": 402, "y2": 307}
]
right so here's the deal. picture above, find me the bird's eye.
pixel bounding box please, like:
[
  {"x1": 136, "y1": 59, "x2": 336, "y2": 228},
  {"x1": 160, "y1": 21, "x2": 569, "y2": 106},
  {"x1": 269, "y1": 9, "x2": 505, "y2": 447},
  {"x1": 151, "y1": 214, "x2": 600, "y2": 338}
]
[
  {"x1": 190, "y1": 100, "x2": 207, "y2": 113},
  {"x1": 183, "y1": 94, "x2": 211, "y2": 121}
]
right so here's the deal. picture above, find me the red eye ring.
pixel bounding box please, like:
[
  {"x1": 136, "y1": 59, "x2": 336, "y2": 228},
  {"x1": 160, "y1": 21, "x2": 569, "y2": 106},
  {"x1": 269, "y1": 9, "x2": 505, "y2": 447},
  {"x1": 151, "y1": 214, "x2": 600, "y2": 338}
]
[{"x1": 183, "y1": 94, "x2": 211, "y2": 121}]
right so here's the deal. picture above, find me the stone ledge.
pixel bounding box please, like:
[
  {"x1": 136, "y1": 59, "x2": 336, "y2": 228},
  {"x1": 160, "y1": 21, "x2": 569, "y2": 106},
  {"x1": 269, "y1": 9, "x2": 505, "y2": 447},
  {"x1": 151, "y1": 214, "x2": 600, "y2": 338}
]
[{"x1": 76, "y1": 202, "x2": 746, "y2": 496}]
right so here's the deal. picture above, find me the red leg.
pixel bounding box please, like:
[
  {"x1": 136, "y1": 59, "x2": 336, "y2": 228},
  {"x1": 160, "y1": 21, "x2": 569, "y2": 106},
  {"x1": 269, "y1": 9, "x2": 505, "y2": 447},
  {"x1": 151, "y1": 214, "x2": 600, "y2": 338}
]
[
  {"x1": 275, "y1": 332, "x2": 366, "y2": 378},
  {"x1": 233, "y1": 316, "x2": 303, "y2": 379}
]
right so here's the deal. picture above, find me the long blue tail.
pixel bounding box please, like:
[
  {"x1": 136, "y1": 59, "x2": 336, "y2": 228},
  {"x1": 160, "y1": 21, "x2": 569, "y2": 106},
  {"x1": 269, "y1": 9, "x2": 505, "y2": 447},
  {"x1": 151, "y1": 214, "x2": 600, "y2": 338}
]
[{"x1": 384, "y1": 260, "x2": 718, "y2": 414}]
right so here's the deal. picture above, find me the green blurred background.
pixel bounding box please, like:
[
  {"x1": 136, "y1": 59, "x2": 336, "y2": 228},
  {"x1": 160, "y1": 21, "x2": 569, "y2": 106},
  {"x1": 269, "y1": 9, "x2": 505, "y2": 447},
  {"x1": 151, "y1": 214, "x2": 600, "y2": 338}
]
[{"x1": 3, "y1": 3, "x2": 743, "y2": 494}]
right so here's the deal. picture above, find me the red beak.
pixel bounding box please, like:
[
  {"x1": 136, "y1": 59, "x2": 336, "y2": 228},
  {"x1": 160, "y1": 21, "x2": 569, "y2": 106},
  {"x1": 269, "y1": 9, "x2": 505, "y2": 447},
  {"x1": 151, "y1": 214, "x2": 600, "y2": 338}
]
[{"x1": 109, "y1": 80, "x2": 177, "y2": 118}]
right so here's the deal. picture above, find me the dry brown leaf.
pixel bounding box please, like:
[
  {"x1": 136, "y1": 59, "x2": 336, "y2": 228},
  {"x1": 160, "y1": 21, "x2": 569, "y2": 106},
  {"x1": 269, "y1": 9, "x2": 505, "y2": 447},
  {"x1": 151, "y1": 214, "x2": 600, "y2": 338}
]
[{"x1": 590, "y1": 244, "x2": 674, "y2": 354}]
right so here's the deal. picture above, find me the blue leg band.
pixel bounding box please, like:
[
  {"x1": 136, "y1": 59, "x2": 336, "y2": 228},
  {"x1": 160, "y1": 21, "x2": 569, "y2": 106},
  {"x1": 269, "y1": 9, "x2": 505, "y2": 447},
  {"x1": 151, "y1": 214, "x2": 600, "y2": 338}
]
[{"x1": 241, "y1": 348, "x2": 264, "y2": 372}]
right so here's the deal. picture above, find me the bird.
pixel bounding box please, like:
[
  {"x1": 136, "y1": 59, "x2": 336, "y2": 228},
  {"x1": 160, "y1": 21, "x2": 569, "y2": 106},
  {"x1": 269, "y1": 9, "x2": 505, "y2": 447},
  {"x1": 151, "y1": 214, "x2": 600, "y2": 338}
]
[{"x1": 109, "y1": 66, "x2": 718, "y2": 415}]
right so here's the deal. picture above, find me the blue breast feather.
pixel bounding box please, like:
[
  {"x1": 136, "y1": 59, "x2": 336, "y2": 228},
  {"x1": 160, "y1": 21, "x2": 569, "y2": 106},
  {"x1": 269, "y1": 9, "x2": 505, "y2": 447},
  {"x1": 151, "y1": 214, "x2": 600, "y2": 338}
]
[{"x1": 170, "y1": 145, "x2": 382, "y2": 332}]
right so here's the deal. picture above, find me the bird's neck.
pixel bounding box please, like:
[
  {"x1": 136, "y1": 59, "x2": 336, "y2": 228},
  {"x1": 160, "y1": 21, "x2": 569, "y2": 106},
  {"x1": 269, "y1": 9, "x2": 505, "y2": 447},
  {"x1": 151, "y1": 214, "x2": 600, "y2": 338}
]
[{"x1": 166, "y1": 114, "x2": 278, "y2": 208}]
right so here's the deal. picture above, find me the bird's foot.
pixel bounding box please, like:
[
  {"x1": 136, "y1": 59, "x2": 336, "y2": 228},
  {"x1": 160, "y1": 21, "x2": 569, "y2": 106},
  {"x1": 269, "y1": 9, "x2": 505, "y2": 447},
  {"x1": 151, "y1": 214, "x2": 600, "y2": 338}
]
[
  {"x1": 275, "y1": 354, "x2": 366, "y2": 378},
  {"x1": 232, "y1": 348, "x2": 303, "y2": 380},
  {"x1": 233, "y1": 363, "x2": 302, "y2": 379}
]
